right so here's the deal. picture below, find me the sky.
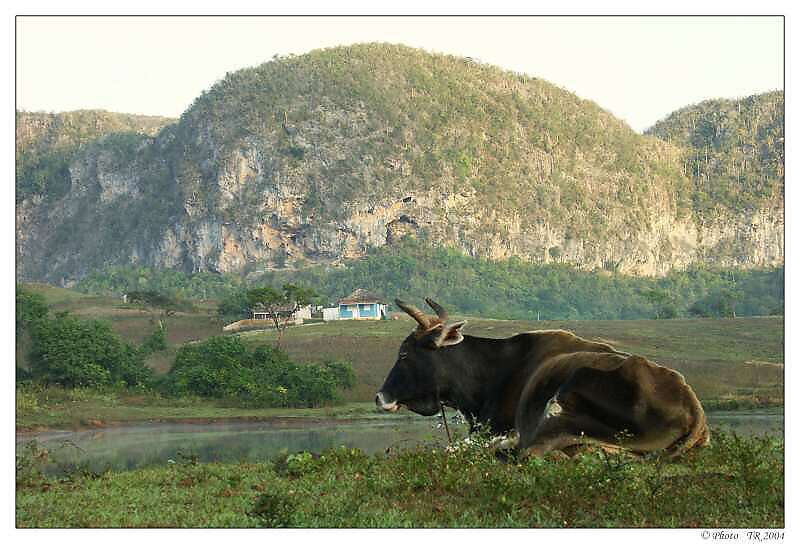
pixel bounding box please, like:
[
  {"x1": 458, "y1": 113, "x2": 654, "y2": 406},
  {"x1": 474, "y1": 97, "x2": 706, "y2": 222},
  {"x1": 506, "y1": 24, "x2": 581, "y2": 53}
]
[{"x1": 15, "y1": 15, "x2": 783, "y2": 133}]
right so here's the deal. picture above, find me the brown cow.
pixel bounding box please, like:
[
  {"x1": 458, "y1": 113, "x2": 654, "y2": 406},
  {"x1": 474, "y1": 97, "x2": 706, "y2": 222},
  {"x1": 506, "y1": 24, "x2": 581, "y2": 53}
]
[{"x1": 376, "y1": 298, "x2": 709, "y2": 458}]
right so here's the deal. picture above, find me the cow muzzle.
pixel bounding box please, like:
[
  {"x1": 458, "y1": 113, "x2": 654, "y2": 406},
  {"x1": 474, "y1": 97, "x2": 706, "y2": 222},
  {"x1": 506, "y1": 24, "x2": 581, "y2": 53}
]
[{"x1": 375, "y1": 391, "x2": 400, "y2": 412}]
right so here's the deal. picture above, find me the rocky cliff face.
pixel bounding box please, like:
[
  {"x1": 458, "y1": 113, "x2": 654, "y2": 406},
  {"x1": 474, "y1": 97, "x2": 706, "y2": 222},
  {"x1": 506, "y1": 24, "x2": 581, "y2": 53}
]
[{"x1": 15, "y1": 45, "x2": 783, "y2": 284}]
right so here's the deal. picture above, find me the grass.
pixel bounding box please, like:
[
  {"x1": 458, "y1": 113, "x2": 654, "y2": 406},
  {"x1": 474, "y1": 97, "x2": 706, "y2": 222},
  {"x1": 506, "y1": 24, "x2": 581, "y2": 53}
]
[{"x1": 15, "y1": 429, "x2": 784, "y2": 528}]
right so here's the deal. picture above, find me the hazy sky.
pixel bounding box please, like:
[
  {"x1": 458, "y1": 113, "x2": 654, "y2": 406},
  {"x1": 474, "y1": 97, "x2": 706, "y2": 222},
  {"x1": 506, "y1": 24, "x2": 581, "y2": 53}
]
[{"x1": 16, "y1": 16, "x2": 783, "y2": 133}]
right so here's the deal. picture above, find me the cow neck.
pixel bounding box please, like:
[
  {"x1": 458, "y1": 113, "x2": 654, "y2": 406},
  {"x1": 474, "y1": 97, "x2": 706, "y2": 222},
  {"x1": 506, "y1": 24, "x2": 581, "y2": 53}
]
[{"x1": 436, "y1": 335, "x2": 513, "y2": 418}]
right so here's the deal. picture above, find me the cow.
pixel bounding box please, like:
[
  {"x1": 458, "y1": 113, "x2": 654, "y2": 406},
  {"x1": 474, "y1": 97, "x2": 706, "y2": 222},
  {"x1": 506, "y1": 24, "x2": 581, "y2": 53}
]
[{"x1": 376, "y1": 298, "x2": 710, "y2": 458}]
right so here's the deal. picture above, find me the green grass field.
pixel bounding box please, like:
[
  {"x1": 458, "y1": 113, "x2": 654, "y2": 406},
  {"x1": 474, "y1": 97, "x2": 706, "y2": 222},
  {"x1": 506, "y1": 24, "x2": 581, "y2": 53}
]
[
  {"x1": 20, "y1": 283, "x2": 227, "y2": 373},
  {"x1": 16, "y1": 429, "x2": 783, "y2": 528}
]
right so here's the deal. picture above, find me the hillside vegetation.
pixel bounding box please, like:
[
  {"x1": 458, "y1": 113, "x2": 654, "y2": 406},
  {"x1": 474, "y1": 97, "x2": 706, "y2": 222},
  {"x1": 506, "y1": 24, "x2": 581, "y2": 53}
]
[
  {"x1": 646, "y1": 91, "x2": 784, "y2": 217},
  {"x1": 179, "y1": 43, "x2": 688, "y2": 226},
  {"x1": 16, "y1": 110, "x2": 173, "y2": 201},
  {"x1": 76, "y1": 242, "x2": 784, "y2": 322},
  {"x1": 16, "y1": 44, "x2": 784, "y2": 282}
]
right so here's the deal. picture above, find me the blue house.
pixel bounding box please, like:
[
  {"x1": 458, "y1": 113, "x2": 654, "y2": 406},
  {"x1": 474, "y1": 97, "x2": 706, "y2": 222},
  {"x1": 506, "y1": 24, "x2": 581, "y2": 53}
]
[{"x1": 335, "y1": 289, "x2": 388, "y2": 321}]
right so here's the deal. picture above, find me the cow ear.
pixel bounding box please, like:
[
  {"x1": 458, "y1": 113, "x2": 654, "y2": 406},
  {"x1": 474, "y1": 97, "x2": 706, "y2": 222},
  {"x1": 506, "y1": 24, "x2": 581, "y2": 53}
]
[{"x1": 434, "y1": 320, "x2": 467, "y2": 348}]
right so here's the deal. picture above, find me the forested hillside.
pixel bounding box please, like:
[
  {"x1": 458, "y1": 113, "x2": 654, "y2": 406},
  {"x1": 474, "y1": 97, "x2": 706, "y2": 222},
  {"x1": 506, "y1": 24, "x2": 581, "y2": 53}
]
[
  {"x1": 646, "y1": 91, "x2": 783, "y2": 218},
  {"x1": 16, "y1": 44, "x2": 784, "y2": 284},
  {"x1": 76, "y1": 240, "x2": 784, "y2": 321},
  {"x1": 16, "y1": 110, "x2": 174, "y2": 201}
]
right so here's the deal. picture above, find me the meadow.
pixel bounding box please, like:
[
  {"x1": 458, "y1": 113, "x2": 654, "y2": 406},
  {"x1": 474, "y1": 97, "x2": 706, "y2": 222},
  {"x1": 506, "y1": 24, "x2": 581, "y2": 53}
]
[{"x1": 16, "y1": 429, "x2": 783, "y2": 528}]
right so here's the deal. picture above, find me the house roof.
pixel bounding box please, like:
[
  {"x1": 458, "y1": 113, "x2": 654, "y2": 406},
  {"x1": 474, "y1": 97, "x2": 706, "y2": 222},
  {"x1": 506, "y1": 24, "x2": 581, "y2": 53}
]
[{"x1": 337, "y1": 289, "x2": 386, "y2": 305}]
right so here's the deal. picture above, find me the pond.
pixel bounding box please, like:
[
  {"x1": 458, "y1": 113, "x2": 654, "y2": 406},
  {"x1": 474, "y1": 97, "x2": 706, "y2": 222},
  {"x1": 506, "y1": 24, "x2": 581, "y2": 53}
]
[
  {"x1": 17, "y1": 418, "x2": 466, "y2": 476},
  {"x1": 705, "y1": 408, "x2": 784, "y2": 438},
  {"x1": 16, "y1": 409, "x2": 782, "y2": 476}
]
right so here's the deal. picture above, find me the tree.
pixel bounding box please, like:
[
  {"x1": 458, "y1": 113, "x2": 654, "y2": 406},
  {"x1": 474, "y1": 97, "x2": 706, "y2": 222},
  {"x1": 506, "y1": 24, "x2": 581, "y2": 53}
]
[
  {"x1": 126, "y1": 289, "x2": 182, "y2": 338},
  {"x1": 642, "y1": 287, "x2": 677, "y2": 319},
  {"x1": 714, "y1": 286, "x2": 742, "y2": 318},
  {"x1": 218, "y1": 289, "x2": 251, "y2": 319},
  {"x1": 548, "y1": 246, "x2": 562, "y2": 262},
  {"x1": 246, "y1": 284, "x2": 317, "y2": 348},
  {"x1": 16, "y1": 286, "x2": 50, "y2": 381}
]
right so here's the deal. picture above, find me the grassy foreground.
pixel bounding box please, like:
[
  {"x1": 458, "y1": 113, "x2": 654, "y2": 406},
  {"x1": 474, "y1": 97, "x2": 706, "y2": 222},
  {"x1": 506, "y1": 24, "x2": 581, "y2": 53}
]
[{"x1": 16, "y1": 430, "x2": 783, "y2": 528}]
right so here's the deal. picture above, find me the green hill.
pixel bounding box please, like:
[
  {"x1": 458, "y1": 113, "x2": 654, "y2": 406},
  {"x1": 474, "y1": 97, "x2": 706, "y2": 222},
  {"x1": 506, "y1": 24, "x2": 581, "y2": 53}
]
[{"x1": 15, "y1": 44, "x2": 784, "y2": 283}]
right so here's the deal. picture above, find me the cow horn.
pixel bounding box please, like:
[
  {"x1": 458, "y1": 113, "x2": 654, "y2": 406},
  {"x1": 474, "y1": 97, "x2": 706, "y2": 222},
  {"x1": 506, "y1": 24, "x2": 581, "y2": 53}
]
[
  {"x1": 425, "y1": 297, "x2": 448, "y2": 321},
  {"x1": 395, "y1": 299, "x2": 431, "y2": 329}
]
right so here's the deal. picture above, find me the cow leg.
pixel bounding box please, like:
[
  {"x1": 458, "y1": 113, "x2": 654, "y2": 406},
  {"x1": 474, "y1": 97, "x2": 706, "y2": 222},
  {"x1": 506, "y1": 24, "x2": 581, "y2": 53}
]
[
  {"x1": 518, "y1": 364, "x2": 643, "y2": 457},
  {"x1": 522, "y1": 410, "x2": 622, "y2": 457}
]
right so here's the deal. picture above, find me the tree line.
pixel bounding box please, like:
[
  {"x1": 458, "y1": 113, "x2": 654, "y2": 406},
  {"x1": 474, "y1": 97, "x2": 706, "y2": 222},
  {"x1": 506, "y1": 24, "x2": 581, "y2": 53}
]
[{"x1": 78, "y1": 240, "x2": 783, "y2": 322}]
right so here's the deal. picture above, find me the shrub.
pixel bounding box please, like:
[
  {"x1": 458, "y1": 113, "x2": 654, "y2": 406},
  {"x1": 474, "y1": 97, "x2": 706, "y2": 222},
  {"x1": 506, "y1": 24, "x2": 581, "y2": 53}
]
[
  {"x1": 217, "y1": 289, "x2": 250, "y2": 319},
  {"x1": 166, "y1": 336, "x2": 248, "y2": 398},
  {"x1": 323, "y1": 360, "x2": 357, "y2": 390},
  {"x1": 141, "y1": 326, "x2": 168, "y2": 354},
  {"x1": 16, "y1": 285, "x2": 48, "y2": 337},
  {"x1": 28, "y1": 314, "x2": 152, "y2": 388},
  {"x1": 163, "y1": 336, "x2": 355, "y2": 407},
  {"x1": 249, "y1": 490, "x2": 296, "y2": 527}
]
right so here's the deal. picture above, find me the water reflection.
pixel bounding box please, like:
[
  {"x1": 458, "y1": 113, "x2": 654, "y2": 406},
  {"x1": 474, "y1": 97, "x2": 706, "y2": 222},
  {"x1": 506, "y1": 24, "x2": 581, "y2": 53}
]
[
  {"x1": 17, "y1": 419, "x2": 465, "y2": 476},
  {"x1": 706, "y1": 408, "x2": 784, "y2": 438},
  {"x1": 16, "y1": 409, "x2": 782, "y2": 476}
]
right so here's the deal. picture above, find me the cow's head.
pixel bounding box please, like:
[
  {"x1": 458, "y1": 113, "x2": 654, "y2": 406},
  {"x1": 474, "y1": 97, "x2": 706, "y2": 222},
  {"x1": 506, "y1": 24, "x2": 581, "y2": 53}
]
[{"x1": 375, "y1": 298, "x2": 467, "y2": 416}]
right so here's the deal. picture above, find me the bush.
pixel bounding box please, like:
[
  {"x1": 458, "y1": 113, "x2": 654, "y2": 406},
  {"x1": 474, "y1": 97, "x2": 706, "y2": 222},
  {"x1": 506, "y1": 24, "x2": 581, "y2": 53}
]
[
  {"x1": 16, "y1": 285, "x2": 48, "y2": 337},
  {"x1": 323, "y1": 360, "x2": 357, "y2": 390},
  {"x1": 249, "y1": 490, "x2": 297, "y2": 527},
  {"x1": 141, "y1": 326, "x2": 168, "y2": 354},
  {"x1": 28, "y1": 314, "x2": 152, "y2": 388},
  {"x1": 163, "y1": 336, "x2": 355, "y2": 407},
  {"x1": 217, "y1": 289, "x2": 250, "y2": 319},
  {"x1": 166, "y1": 336, "x2": 249, "y2": 398}
]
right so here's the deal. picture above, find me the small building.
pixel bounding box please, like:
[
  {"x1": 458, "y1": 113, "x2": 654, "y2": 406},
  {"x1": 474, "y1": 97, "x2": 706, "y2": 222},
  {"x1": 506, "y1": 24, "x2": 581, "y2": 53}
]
[
  {"x1": 251, "y1": 304, "x2": 312, "y2": 326},
  {"x1": 335, "y1": 289, "x2": 388, "y2": 321},
  {"x1": 322, "y1": 307, "x2": 340, "y2": 322}
]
